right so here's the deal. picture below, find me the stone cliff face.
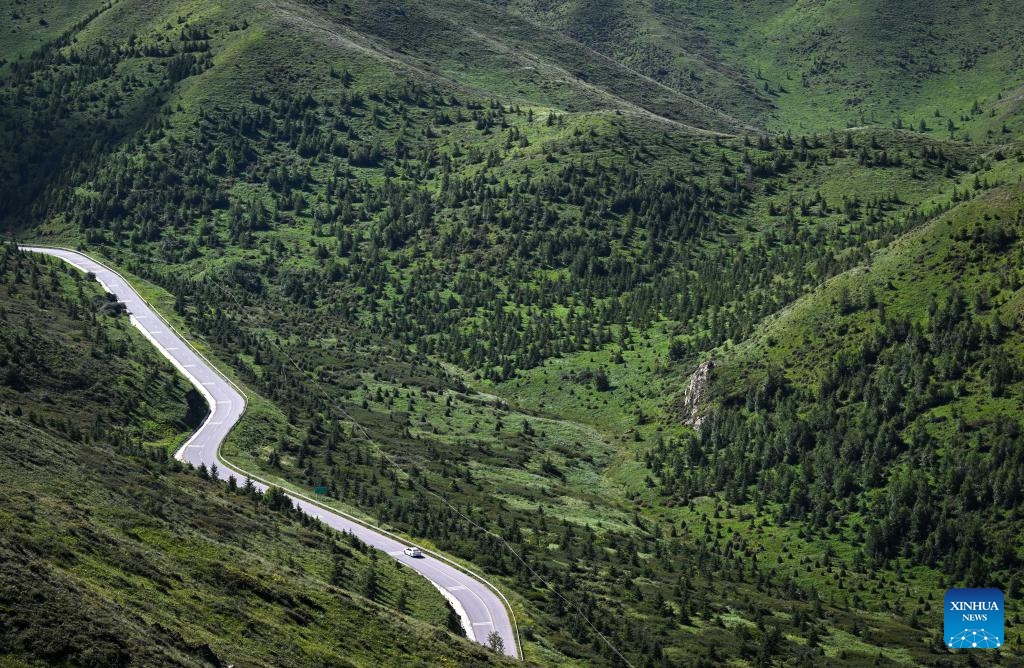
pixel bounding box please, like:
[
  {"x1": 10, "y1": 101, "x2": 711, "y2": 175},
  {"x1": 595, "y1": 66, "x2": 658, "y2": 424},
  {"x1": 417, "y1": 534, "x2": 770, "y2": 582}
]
[{"x1": 681, "y1": 359, "x2": 713, "y2": 429}]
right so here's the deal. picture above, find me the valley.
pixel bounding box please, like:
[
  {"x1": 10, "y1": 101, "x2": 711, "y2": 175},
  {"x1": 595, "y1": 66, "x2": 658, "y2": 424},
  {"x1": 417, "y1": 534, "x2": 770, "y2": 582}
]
[{"x1": 2, "y1": 0, "x2": 1024, "y2": 665}]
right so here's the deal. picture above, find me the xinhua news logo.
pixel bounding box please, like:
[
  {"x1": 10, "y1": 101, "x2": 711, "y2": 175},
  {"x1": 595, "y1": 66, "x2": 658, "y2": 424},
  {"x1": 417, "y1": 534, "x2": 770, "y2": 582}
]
[{"x1": 944, "y1": 588, "x2": 1003, "y2": 649}]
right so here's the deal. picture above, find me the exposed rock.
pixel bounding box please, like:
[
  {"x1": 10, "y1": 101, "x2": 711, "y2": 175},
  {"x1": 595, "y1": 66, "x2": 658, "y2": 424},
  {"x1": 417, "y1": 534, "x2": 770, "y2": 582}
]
[{"x1": 681, "y1": 359, "x2": 713, "y2": 429}]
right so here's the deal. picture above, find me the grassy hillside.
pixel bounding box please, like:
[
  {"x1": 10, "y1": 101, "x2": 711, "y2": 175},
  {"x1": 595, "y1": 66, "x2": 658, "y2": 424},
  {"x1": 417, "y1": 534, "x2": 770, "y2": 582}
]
[
  {"x1": 495, "y1": 0, "x2": 1024, "y2": 137},
  {"x1": 0, "y1": 246, "x2": 502, "y2": 667},
  {"x1": 2, "y1": 0, "x2": 1024, "y2": 665},
  {"x1": 0, "y1": 0, "x2": 104, "y2": 63},
  {"x1": 709, "y1": 0, "x2": 1024, "y2": 137},
  {"x1": 486, "y1": 0, "x2": 775, "y2": 126}
]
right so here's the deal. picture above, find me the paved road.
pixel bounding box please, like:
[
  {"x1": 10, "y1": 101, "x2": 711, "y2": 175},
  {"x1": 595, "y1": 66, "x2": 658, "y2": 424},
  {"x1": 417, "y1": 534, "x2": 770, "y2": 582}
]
[{"x1": 21, "y1": 246, "x2": 520, "y2": 659}]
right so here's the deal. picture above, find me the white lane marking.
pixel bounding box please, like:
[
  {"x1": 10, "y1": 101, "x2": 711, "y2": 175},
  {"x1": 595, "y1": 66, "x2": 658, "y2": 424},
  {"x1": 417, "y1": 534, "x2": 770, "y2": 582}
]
[
  {"x1": 473, "y1": 622, "x2": 493, "y2": 626},
  {"x1": 431, "y1": 581, "x2": 474, "y2": 642},
  {"x1": 446, "y1": 585, "x2": 467, "y2": 591},
  {"x1": 458, "y1": 579, "x2": 497, "y2": 641}
]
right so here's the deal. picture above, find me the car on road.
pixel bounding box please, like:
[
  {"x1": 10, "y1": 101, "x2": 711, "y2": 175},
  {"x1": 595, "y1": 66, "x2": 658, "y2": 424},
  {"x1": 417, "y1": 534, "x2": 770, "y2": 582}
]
[{"x1": 404, "y1": 546, "x2": 423, "y2": 558}]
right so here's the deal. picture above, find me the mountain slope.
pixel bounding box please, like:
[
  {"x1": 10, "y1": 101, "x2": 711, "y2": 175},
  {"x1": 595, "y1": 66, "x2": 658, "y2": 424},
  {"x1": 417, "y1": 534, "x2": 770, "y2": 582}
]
[
  {"x1": 494, "y1": 0, "x2": 1024, "y2": 136},
  {"x1": 280, "y1": 0, "x2": 754, "y2": 132},
  {"x1": 701, "y1": 168, "x2": 1024, "y2": 586}
]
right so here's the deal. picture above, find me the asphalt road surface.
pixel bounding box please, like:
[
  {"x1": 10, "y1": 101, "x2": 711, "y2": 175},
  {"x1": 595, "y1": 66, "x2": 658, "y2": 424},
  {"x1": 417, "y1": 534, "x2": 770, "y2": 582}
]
[{"x1": 21, "y1": 246, "x2": 519, "y2": 659}]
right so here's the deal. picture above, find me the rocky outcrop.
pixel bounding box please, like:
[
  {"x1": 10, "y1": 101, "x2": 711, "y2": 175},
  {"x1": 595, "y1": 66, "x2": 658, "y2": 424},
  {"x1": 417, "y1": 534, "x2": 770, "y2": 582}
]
[{"x1": 681, "y1": 359, "x2": 713, "y2": 429}]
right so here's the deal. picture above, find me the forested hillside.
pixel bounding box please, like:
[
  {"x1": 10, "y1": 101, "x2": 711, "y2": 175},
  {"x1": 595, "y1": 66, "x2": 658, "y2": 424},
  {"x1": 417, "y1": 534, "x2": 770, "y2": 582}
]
[
  {"x1": 2, "y1": 0, "x2": 1024, "y2": 665},
  {"x1": 701, "y1": 178, "x2": 1024, "y2": 587}
]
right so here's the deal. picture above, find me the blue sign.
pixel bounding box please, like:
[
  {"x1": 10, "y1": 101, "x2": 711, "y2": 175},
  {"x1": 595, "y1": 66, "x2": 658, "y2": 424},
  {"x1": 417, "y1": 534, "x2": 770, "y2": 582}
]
[{"x1": 944, "y1": 588, "x2": 1003, "y2": 649}]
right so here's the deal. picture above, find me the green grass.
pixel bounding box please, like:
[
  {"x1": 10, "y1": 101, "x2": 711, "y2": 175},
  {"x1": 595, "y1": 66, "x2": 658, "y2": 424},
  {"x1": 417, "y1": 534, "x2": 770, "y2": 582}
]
[
  {"x1": 500, "y1": 0, "x2": 1024, "y2": 138},
  {"x1": 0, "y1": 0, "x2": 103, "y2": 63}
]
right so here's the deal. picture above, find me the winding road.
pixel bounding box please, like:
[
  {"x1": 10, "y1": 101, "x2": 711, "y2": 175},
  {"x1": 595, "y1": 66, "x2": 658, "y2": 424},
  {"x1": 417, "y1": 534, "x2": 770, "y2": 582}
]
[{"x1": 21, "y1": 246, "x2": 520, "y2": 659}]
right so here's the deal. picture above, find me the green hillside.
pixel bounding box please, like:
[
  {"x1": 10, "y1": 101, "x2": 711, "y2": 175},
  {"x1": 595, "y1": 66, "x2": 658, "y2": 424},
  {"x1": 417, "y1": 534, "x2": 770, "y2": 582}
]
[
  {"x1": 705, "y1": 173, "x2": 1024, "y2": 586},
  {"x1": 496, "y1": 0, "x2": 1024, "y2": 137},
  {"x1": 0, "y1": 246, "x2": 501, "y2": 667},
  {"x1": 2, "y1": 0, "x2": 1024, "y2": 665}
]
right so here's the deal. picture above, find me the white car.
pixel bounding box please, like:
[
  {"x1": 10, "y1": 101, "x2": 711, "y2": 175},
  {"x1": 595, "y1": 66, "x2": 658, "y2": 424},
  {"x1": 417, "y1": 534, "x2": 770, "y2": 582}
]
[{"x1": 404, "y1": 546, "x2": 423, "y2": 558}]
